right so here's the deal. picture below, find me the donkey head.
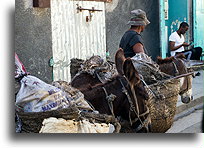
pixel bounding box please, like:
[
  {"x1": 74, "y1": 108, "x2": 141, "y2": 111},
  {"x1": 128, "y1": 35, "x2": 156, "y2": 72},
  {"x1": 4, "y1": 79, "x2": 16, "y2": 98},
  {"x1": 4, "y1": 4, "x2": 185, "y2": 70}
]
[
  {"x1": 115, "y1": 48, "x2": 149, "y2": 100},
  {"x1": 157, "y1": 56, "x2": 193, "y2": 104}
]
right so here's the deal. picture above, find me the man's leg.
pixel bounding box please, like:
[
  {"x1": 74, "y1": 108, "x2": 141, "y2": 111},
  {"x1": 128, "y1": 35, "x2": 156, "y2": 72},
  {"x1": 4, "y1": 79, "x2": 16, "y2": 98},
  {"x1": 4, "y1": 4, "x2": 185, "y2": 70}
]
[
  {"x1": 183, "y1": 51, "x2": 192, "y2": 60},
  {"x1": 178, "y1": 50, "x2": 193, "y2": 60}
]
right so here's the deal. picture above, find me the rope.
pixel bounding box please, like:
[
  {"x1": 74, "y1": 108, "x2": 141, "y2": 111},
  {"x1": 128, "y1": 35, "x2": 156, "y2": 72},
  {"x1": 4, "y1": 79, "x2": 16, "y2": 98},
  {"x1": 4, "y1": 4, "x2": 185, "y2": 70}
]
[
  {"x1": 139, "y1": 74, "x2": 158, "y2": 99},
  {"x1": 173, "y1": 58, "x2": 192, "y2": 95},
  {"x1": 102, "y1": 87, "x2": 116, "y2": 118},
  {"x1": 94, "y1": 72, "x2": 106, "y2": 84},
  {"x1": 118, "y1": 77, "x2": 144, "y2": 127},
  {"x1": 172, "y1": 61, "x2": 180, "y2": 76}
]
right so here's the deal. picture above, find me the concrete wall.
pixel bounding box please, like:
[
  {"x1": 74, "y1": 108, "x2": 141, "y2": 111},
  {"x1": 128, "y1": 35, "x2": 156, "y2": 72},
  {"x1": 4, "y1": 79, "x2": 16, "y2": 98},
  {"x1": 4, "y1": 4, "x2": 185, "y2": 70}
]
[
  {"x1": 105, "y1": 0, "x2": 161, "y2": 60},
  {"x1": 15, "y1": 0, "x2": 52, "y2": 83},
  {"x1": 15, "y1": 0, "x2": 161, "y2": 84}
]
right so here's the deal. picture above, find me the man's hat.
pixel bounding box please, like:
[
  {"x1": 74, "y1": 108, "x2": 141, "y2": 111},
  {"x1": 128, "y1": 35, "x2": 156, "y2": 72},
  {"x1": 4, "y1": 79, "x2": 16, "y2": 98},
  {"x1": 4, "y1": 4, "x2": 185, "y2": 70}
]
[{"x1": 127, "y1": 9, "x2": 150, "y2": 26}]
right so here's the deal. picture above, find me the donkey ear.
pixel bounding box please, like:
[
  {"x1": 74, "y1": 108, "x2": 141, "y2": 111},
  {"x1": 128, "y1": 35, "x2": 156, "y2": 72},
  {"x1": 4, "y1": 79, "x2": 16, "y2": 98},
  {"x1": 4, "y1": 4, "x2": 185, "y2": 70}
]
[
  {"x1": 123, "y1": 58, "x2": 140, "y2": 85},
  {"x1": 115, "y1": 48, "x2": 126, "y2": 75},
  {"x1": 156, "y1": 56, "x2": 163, "y2": 64}
]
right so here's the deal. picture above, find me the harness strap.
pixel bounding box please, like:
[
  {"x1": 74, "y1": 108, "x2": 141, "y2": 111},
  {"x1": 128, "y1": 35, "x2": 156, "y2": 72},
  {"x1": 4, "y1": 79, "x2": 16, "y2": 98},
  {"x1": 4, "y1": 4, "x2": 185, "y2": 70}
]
[
  {"x1": 118, "y1": 77, "x2": 144, "y2": 126},
  {"x1": 95, "y1": 72, "x2": 106, "y2": 84},
  {"x1": 139, "y1": 107, "x2": 150, "y2": 117},
  {"x1": 134, "y1": 113, "x2": 151, "y2": 132},
  {"x1": 180, "y1": 59, "x2": 192, "y2": 91},
  {"x1": 172, "y1": 61, "x2": 180, "y2": 76},
  {"x1": 139, "y1": 75, "x2": 158, "y2": 99},
  {"x1": 103, "y1": 76, "x2": 150, "y2": 132},
  {"x1": 174, "y1": 59, "x2": 192, "y2": 95},
  {"x1": 102, "y1": 87, "x2": 116, "y2": 117},
  {"x1": 129, "y1": 107, "x2": 150, "y2": 124}
]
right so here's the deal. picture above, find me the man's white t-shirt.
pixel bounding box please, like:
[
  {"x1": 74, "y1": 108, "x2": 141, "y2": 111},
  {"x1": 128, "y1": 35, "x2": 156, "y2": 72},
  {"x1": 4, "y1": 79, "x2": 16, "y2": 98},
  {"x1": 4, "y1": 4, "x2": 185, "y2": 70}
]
[{"x1": 169, "y1": 31, "x2": 185, "y2": 56}]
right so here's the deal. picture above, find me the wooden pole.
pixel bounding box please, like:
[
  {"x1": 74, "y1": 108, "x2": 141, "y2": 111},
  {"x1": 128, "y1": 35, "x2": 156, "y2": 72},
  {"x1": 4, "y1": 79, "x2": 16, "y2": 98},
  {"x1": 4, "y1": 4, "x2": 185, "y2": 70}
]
[{"x1": 170, "y1": 72, "x2": 194, "y2": 80}]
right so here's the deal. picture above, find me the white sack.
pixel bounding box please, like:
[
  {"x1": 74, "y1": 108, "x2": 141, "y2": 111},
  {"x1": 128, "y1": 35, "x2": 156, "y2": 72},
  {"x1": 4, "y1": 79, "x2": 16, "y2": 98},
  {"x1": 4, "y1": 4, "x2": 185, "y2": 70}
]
[{"x1": 39, "y1": 117, "x2": 115, "y2": 133}]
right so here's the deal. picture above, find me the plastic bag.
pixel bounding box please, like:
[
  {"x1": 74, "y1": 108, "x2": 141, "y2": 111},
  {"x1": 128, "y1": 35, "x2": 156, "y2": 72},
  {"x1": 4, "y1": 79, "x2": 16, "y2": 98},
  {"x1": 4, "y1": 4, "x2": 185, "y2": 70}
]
[
  {"x1": 52, "y1": 81, "x2": 93, "y2": 111},
  {"x1": 15, "y1": 53, "x2": 27, "y2": 79},
  {"x1": 16, "y1": 75, "x2": 72, "y2": 112}
]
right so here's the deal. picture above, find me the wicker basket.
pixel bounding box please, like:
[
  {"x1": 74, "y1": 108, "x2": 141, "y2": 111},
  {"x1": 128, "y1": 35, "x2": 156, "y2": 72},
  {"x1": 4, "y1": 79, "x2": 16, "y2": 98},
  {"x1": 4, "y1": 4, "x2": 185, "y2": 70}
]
[
  {"x1": 16, "y1": 106, "x2": 121, "y2": 133},
  {"x1": 146, "y1": 78, "x2": 180, "y2": 133}
]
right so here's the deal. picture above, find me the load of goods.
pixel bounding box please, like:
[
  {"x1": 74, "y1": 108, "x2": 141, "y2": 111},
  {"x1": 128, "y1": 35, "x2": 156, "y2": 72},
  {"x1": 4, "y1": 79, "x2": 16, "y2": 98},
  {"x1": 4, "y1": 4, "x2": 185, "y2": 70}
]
[{"x1": 15, "y1": 51, "x2": 194, "y2": 133}]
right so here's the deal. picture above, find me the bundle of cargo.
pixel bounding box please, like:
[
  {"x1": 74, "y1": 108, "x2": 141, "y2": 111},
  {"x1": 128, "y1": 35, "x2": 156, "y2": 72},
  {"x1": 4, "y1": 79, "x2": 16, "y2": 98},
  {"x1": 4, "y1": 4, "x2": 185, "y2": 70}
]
[
  {"x1": 15, "y1": 76, "x2": 120, "y2": 133},
  {"x1": 71, "y1": 56, "x2": 118, "y2": 82},
  {"x1": 131, "y1": 53, "x2": 170, "y2": 85},
  {"x1": 131, "y1": 53, "x2": 180, "y2": 133}
]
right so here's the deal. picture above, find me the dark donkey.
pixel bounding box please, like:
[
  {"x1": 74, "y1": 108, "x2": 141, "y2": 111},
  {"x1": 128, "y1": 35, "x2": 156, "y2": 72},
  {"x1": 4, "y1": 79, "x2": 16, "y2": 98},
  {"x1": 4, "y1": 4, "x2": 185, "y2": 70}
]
[
  {"x1": 71, "y1": 53, "x2": 151, "y2": 132},
  {"x1": 71, "y1": 72, "x2": 102, "y2": 91},
  {"x1": 157, "y1": 54, "x2": 193, "y2": 104}
]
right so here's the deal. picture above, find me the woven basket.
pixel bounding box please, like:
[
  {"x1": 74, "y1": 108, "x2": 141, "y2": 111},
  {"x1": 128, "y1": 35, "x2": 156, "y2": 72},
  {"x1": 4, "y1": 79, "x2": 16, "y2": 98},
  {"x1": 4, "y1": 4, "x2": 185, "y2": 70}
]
[
  {"x1": 16, "y1": 106, "x2": 121, "y2": 133},
  {"x1": 146, "y1": 78, "x2": 180, "y2": 133}
]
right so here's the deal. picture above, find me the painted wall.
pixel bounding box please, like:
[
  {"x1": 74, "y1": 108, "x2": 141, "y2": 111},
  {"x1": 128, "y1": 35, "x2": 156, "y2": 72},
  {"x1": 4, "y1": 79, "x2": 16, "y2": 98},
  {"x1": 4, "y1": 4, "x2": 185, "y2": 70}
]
[
  {"x1": 193, "y1": 0, "x2": 204, "y2": 49},
  {"x1": 105, "y1": 0, "x2": 161, "y2": 60},
  {"x1": 15, "y1": 0, "x2": 53, "y2": 83},
  {"x1": 164, "y1": 0, "x2": 190, "y2": 56},
  {"x1": 167, "y1": 0, "x2": 188, "y2": 35}
]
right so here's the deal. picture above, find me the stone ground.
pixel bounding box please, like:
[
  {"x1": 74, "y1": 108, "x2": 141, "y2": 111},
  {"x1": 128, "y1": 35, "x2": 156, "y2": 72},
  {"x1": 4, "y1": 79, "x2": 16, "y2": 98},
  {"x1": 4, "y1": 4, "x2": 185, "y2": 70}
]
[{"x1": 166, "y1": 109, "x2": 203, "y2": 133}]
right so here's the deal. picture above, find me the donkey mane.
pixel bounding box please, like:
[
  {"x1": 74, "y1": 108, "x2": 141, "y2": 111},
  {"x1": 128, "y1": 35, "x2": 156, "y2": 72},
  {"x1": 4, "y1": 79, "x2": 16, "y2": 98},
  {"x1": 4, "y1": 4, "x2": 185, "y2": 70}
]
[
  {"x1": 157, "y1": 56, "x2": 174, "y2": 64},
  {"x1": 157, "y1": 54, "x2": 186, "y2": 65}
]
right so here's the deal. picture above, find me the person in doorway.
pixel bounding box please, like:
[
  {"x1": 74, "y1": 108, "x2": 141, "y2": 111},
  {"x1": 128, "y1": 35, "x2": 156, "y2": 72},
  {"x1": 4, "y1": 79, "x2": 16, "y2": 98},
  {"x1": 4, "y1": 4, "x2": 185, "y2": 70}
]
[
  {"x1": 119, "y1": 9, "x2": 150, "y2": 58},
  {"x1": 169, "y1": 22, "x2": 202, "y2": 60}
]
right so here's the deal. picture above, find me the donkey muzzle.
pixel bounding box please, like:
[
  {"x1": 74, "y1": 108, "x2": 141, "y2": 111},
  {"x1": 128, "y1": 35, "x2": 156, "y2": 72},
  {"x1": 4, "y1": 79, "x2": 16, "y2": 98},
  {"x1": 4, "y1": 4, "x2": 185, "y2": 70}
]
[{"x1": 181, "y1": 95, "x2": 193, "y2": 104}]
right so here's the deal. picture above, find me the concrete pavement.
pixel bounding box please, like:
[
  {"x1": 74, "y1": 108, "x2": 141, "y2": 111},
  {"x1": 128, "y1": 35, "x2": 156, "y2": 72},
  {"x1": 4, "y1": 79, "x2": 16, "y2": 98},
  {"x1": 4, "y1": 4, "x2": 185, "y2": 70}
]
[{"x1": 166, "y1": 109, "x2": 203, "y2": 133}]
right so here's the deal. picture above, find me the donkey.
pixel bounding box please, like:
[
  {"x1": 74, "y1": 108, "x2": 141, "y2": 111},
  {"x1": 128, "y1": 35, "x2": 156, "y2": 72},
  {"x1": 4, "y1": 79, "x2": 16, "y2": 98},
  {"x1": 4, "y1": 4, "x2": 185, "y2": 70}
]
[
  {"x1": 71, "y1": 55, "x2": 151, "y2": 133},
  {"x1": 71, "y1": 72, "x2": 102, "y2": 91},
  {"x1": 157, "y1": 54, "x2": 193, "y2": 104}
]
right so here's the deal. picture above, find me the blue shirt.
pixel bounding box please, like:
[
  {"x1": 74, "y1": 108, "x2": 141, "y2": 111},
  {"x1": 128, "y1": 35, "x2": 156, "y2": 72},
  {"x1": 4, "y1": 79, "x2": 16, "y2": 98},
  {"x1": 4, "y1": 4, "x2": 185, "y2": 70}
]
[{"x1": 119, "y1": 30, "x2": 146, "y2": 58}]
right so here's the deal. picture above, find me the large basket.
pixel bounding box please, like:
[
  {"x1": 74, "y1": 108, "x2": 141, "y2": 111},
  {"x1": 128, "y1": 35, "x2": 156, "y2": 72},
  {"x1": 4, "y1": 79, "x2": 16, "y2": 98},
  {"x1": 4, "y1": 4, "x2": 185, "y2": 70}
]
[
  {"x1": 147, "y1": 78, "x2": 180, "y2": 133},
  {"x1": 16, "y1": 106, "x2": 121, "y2": 133}
]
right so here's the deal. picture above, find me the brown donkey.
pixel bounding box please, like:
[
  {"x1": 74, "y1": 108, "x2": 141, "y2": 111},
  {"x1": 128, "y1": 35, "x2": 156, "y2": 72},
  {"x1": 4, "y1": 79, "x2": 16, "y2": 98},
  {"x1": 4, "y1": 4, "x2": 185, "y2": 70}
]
[
  {"x1": 157, "y1": 54, "x2": 193, "y2": 104},
  {"x1": 71, "y1": 49, "x2": 151, "y2": 132}
]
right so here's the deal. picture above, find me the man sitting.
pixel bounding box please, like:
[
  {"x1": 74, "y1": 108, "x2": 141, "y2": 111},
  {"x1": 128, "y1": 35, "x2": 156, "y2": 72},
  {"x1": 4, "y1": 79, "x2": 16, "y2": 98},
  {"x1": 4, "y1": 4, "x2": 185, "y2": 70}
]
[{"x1": 169, "y1": 22, "x2": 202, "y2": 61}]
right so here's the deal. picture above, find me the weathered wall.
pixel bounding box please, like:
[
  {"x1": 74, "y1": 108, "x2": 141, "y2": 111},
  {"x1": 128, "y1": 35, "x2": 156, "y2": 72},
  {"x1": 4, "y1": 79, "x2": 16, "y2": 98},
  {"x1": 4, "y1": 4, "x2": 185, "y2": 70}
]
[
  {"x1": 15, "y1": 0, "x2": 52, "y2": 83},
  {"x1": 105, "y1": 0, "x2": 160, "y2": 60},
  {"x1": 15, "y1": 0, "x2": 160, "y2": 83}
]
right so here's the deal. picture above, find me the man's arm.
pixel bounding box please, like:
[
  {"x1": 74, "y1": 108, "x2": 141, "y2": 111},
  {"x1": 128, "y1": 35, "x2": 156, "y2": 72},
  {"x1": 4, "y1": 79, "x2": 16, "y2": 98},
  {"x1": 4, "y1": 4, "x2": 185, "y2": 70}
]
[
  {"x1": 133, "y1": 43, "x2": 145, "y2": 53},
  {"x1": 169, "y1": 41, "x2": 189, "y2": 51}
]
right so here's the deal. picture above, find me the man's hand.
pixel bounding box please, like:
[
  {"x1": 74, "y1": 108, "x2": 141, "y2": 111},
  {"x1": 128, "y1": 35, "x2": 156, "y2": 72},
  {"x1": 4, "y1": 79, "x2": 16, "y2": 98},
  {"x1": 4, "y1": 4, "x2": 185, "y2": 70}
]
[{"x1": 182, "y1": 42, "x2": 190, "y2": 47}]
